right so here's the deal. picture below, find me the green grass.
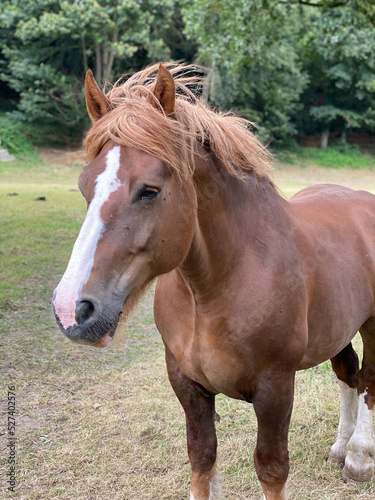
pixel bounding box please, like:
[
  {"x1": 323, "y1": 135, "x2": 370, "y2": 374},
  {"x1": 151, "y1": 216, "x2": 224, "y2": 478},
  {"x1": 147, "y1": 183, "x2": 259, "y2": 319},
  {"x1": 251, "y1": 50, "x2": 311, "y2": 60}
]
[
  {"x1": 1, "y1": 154, "x2": 375, "y2": 499},
  {"x1": 0, "y1": 156, "x2": 85, "y2": 306},
  {"x1": 275, "y1": 143, "x2": 375, "y2": 169}
]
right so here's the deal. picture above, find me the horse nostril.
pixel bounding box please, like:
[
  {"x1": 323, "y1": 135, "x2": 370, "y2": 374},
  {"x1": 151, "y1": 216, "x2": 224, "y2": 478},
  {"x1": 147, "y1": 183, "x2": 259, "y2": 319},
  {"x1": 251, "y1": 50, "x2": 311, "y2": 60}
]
[{"x1": 75, "y1": 300, "x2": 95, "y2": 326}]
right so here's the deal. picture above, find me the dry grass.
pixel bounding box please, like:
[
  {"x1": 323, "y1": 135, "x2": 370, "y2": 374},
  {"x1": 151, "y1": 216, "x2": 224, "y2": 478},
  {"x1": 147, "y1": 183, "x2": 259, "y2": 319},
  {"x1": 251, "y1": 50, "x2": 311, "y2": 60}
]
[
  {"x1": 1, "y1": 154, "x2": 375, "y2": 499},
  {"x1": 274, "y1": 160, "x2": 375, "y2": 198}
]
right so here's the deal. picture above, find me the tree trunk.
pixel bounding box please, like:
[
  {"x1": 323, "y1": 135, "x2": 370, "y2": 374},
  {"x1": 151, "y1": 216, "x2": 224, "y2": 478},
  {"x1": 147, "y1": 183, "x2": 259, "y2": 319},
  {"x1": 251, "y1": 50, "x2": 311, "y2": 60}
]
[
  {"x1": 95, "y1": 42, "x2": 102, "y2": 84},
  {"x1": 103, "y1": 29, "x2": 118, "y2": 82},
  {"x1": 320, "y1": 129, "x2": 329, "y2": 148},
  {"x1": 201, "y1": 68, "x2": 211, "y2": 104},
  {"x1": 103, "y1": 43, "x2": 109, "y2": 78},
  {"x1": 339, "y1": 129, "x2": 347, "y2": 144},
  {"x1": 81, "y1": 36, "x2": 88, "y2": 74},
  {"x1": 201, "y1": 62, "x2": 215, "y2": 104}
]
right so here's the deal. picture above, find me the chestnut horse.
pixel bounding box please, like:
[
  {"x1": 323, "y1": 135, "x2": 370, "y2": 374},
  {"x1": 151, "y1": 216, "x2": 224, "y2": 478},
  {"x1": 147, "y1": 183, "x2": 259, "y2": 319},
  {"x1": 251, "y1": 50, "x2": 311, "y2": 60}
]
[{"x1": 52, "y1": 63, "x2": 375, "y2": 499}]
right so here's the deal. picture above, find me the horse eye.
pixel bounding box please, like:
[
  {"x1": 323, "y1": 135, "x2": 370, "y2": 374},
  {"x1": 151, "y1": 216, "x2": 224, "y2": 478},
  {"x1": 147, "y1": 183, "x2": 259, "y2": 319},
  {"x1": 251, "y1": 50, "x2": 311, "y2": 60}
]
[{"x1": 140, "y1": 187, "x2": 159, "y2": 201}]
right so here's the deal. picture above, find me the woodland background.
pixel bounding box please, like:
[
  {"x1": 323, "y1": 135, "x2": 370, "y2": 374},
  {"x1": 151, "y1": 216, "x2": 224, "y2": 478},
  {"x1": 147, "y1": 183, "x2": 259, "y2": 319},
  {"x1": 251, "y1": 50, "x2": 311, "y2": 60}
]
[{"x1": 1, "y1": 0, "x2": 375, "y2": 154}]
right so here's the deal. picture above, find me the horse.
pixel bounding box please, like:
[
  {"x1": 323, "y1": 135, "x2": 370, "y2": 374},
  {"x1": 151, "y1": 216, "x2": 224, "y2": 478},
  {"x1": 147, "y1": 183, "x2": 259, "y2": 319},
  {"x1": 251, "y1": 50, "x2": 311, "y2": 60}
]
[{"x1": 52, "y1": 63, "x2": 375, "y2": 499}]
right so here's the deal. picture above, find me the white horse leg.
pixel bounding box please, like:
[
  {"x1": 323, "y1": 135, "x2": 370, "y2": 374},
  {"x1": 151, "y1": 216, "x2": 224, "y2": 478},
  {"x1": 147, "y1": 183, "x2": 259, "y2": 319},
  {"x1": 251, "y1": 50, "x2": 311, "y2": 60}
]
[
  {"x1": 208, "y1": 468, "x2": 221, "y2": 499},
  {"x1": 190, "y1": 463, "x2": 221, "y2": 500},
  {"x1": 329, "y1": 380, "x2": 358, "y2": 464},
  {"x1": 342, "y1": 389, "x2": 375, "y2": 482},
  {"x1": 262, "y1": 483, "x2": 288, "y2": 500}
]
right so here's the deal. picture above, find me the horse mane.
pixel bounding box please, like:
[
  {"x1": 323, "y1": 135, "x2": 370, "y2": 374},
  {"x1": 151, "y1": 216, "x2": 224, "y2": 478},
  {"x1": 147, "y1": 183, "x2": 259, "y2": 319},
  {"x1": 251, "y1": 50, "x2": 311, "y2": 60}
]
[{"x1": 84, "y1": 63, "x2": 273, "y2": 181}]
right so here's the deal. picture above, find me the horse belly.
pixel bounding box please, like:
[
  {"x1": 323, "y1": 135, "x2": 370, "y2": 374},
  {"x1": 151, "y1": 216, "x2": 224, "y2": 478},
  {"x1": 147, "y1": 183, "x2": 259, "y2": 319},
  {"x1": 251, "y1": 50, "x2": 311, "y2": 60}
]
[
  {"x1": 291, "y1": 186, "x2": 375, "y2": 369},
  {"x1": 301, "y1": 276, "x2": 374, "y2": 369}
]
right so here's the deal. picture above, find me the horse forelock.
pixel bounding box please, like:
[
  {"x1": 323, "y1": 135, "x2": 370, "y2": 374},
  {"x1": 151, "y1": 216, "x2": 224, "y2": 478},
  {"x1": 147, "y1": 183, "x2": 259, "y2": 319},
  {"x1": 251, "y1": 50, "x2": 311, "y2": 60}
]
[{"x1": 84, "y1": 62, "x2": 273, "y2": 182}]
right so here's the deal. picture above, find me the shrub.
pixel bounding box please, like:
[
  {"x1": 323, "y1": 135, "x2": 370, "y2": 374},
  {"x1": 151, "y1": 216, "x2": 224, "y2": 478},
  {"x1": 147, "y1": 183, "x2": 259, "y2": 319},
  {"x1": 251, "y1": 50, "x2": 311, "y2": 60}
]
[
  {"x1": 0, "y1": 115, "x2": 35, "y2": 156},
  {"x1": 302, "y1": 143, "x2": 374, "y2": 169},
  {"x1": 275, "y1": 142, "x2": 374, "y2": 169}
]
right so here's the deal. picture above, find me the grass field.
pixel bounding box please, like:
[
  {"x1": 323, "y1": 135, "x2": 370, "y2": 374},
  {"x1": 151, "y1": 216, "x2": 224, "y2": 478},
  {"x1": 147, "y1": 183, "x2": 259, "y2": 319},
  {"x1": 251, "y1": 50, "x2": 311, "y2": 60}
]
[{"x1": 1, "y1": 150, "x2": 375, "y2": 499}]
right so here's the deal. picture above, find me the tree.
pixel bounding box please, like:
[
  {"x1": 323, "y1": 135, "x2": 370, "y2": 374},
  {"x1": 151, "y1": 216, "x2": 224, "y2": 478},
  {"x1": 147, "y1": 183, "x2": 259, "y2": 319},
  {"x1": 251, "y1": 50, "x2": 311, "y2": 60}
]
[
  {"x1": 181, "y1": 0, "x2": 308, "y2": 144},
  {"x1": 0, "y1": 0, "x2": 175, "y2": 139},
  {"x1": 297, "y1": 5, "x2": 375, "y2": 146},
  {"x1": 181, "y1": 0, "x2": 375, "y2": 145}
]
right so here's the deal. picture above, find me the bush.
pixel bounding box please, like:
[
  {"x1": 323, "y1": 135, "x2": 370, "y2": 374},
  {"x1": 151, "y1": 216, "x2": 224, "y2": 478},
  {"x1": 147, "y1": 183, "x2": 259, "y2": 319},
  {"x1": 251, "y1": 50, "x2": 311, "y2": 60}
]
[
  {"x1": 0, "y1": 115, "x2": 35, "y2": 156},
  {"x1": 275, "y1": 142, "x2": 375, "y2": 169},
  {"x1": 302, "y1": 143, "x2": 374, "y2": 169}
]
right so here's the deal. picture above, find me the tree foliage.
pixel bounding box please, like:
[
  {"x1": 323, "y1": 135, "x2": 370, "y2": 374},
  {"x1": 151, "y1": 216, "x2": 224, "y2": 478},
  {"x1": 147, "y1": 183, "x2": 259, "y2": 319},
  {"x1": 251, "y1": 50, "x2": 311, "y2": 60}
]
[
  {"x1": 297, "y1": 5, "x2": 375, "y2": 141},
  {"x1": 182, "y1": 0, "x2": 375, "y2": 145},
  {"x1": 1, "y1": 0, "x2": 375, "y2": 146},
  {"x1": 0, "y1": 0, "x2": 179, "y2": 139}
]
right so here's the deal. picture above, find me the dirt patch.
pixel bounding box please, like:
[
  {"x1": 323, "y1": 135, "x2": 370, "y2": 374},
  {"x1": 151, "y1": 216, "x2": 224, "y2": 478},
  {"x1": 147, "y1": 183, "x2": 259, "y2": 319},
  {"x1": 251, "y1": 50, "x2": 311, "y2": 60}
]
[
  {"x1": 37, "y1": 148, "x2": 87, "y2": 167},
  {"x1": 274, "y1": 161, "x2": 375, "y2": 194}
]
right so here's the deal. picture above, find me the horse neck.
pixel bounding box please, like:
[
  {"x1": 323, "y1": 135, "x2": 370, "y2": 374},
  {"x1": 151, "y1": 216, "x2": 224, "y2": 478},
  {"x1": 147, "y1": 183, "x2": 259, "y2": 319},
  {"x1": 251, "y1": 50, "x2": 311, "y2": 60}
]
[{"x1": 178, "y1": 149, "x2": 288, "y2": 303}]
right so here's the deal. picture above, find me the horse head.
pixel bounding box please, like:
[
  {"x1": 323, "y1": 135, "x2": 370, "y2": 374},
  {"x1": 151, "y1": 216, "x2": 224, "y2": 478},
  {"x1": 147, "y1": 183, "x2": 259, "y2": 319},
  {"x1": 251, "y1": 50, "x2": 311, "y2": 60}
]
[{"x1": 52, "y1": 65, "x2": 196, "y2": 347}]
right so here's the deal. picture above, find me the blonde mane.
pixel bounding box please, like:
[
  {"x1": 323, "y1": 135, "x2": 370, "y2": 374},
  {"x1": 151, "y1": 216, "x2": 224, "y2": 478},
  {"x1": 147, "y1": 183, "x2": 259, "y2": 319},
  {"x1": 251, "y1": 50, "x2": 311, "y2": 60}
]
[{"x1": 85, "y1": 63, "x2": 272, "y2": 180}]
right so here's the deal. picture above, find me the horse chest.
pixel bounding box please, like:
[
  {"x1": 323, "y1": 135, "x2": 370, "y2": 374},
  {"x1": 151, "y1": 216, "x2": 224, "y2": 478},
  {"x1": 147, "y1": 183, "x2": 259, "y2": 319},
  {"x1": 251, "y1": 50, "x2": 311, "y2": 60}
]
[
  {"x1": 154, "y1": 271, "x2": 306, "y2": 397},
  {"x1": 155, "y1": 303, "x2": 262, "y2": 398},
  {"x1": 174, "y1": 328, "x2": 252, "y2": 399}
]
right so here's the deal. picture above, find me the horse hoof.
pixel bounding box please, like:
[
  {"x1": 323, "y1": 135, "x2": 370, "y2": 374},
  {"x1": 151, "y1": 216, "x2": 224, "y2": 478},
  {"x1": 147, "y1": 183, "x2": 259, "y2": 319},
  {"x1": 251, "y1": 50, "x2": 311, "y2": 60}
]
[
  {"x1": 342, "y1": 464, "x2": 374, "y2": 483},
  {"x1": 328, "y1": 450, "x2": 345, "y2": 467}
]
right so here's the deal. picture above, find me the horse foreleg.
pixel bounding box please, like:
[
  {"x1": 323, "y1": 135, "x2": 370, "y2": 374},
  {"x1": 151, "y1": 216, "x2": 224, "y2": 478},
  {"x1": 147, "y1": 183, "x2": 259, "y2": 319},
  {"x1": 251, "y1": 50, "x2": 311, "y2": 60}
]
[
  {"x1": 329, "y1": 343, "x2": 359, "y2": 465},
  {"x1": 253, "y1": 373, "x2": 294, "y2": 500},
  {"x1": 165, "y1": 346, "x2": 219, "y2": 500}
]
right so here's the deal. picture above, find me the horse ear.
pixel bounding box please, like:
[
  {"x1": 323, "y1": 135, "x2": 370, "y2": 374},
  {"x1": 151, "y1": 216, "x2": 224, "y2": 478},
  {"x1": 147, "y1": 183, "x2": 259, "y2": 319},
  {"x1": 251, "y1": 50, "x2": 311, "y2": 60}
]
[
  {"x1": 85, "y1": 70, "x2": 111, "y2": 122},
  {"x1": 152, "y1": 63, "x2": 175, "y2": 116}
]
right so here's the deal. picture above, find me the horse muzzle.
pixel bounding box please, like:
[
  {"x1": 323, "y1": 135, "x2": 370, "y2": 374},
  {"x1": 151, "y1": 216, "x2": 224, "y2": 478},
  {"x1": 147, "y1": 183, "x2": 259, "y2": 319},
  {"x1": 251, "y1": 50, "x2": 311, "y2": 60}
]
[{"x1": 52, "y1": 291, "x2": 122, "y2": 347}]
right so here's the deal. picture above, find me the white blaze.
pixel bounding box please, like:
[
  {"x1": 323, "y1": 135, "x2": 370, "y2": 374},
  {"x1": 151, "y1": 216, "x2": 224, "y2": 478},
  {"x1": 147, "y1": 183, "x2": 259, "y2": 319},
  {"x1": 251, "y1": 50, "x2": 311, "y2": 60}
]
[{"x1": 53, "y1": 146, "x2": 121, "y2": 329}]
